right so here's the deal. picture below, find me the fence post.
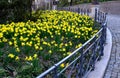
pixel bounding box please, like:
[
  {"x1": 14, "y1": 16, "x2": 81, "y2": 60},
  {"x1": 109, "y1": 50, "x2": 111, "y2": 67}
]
[
  {"x1": 100, "y1": 25, "x2": 105, "y2": 57},
  {"x1": 92, "y1": 37, "x2": 97, "y2": 70},
  {"x1": 101, "y1": 12, "x2": 104, "y2": 24},
  {"x1": 54, "y1": 64, "x2": 58, "y2": 78},
  {"x1": 103, "y1": 13, "x2": 107, "y2": 43},
  {"x1": 76, "y1": 48, "x2": 83, "y2": 78},
  {"x1": 105, "y1": 13, "x2": 107, "y2": 41},
  {"x1": 81, "y1": 9, "x2": 83, "y2": 15},
  {"x1": 87, "y1": 9, "x2": 89, "y2": 16},
  {"x1": 99, "y1": 12, "x2": 102, "y2": 24},
  {"x1": 99, "y1": 17, "x2": 107, "y2": 59},
  {"x1": 93, "y1": 8, "x2": 97, "y2": 28},
  {"x1": 69, "y1": 7, "x2": 71, "y2": 11},
  {"x1": 94, "y1": 8, "x2": 97, "y2": 22}
]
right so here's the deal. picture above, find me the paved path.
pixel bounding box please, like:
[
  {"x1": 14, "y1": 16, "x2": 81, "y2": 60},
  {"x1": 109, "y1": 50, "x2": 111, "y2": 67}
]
[
  {"x1": 100, "y1": 1, "x2": 120, "y2": 78},
  {"x1": 104, "y1": 15, "x2": 120, "y2": 78}
]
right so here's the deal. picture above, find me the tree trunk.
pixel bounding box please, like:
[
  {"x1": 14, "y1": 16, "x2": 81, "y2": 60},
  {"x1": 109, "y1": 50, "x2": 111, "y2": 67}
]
[
  {"x1": 29, "y1": 0, "x2": 32, "y2": 19},
  {"x1": 70, "y1": 0, "x2": 72, "y2": 6}
]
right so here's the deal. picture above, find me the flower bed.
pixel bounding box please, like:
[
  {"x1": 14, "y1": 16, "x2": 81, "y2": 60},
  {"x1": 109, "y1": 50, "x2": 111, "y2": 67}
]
[{"x1": 0, "y1": 10, "x2": 98, "y2": 77}]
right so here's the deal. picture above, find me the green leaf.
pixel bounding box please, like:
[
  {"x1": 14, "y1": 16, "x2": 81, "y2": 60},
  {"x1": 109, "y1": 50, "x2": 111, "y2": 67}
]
[
  {"x1": 0, "y1": 42, "x2": 4, "y2": 48},
  {"x1": 0, "y1": 51, "x2": 3, "y2": 57},
  {"x1": 21, "y1": 65, "x2": 32, "y2": 72},
  {"x1": 0, "y1": 68, "x2": 6, "y2": 74}
]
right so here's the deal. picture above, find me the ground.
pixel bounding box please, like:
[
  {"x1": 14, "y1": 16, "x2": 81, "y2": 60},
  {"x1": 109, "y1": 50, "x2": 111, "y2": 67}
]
[{"x1": 99, "y1": 1, "x2": 120, "y2": 78}]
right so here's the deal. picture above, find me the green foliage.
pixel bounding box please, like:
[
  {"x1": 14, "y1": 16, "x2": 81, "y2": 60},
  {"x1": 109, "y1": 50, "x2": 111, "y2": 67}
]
[{"x1": 0, "y1": 0, "x2": 32, "y2": 24}]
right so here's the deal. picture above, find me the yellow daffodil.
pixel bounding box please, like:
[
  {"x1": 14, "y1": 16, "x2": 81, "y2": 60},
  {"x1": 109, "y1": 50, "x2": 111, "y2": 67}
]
[
  {"x1": 16, "y1": 48, "x2": 20, "y2": 52},
  {"x1": 0, "y1": 33, "x2": 3, "y2": 38},
  {"x1": 60, "y1": 63, "x2": 65, "y2": 68},
  {"x1": 48, "y1": 50, "x2": 52, "y2": 54},
  {"x1": 21, "y1": 42, "x2": 25, "y2": 46},
  {"x1": 8, "y1": 53, "x2": 15, "y2": 58},
  {"x1": 9, "y1": 41, "x2": 13, "y2": 46},
  {"x1": 15, "y1": 56, "x2": 19, "y2": 61},
  {"x1": 28, "y1": 56, "x2": 33, "y2": 61},
  {"x1": 33, "y1": 54, "x2": 38, "y2": 58}
]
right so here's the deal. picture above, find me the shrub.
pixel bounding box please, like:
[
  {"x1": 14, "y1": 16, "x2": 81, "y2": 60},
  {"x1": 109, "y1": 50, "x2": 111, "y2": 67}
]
[{"x1": 0, "y1": 0, "x2": 32, "y2": 24}]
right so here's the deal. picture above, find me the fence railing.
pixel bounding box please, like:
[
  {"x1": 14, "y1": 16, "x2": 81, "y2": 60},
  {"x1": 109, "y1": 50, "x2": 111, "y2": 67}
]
[
  {"x1": 58, "y1": 7, "x2": 91, "y2": 16},
  {"x1": 36, "y1": 8, "x2": 107, "y2": 78}
]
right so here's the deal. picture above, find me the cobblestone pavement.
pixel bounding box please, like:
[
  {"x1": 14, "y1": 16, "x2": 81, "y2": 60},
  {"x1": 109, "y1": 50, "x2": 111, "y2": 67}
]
[
  {"x1": 99, "y1": 1, "x2": 120, "y2": 78},
  {"x1": 99, "y1": 1, "x2": 120, "y2": 15},
  {"x1": 104, "y1": 15, "x2": 120, "y2": 78}
]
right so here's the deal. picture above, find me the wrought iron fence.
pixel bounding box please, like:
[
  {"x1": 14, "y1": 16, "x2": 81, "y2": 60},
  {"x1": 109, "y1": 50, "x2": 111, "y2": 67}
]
[
  {"x1": 58, "y1": 7, "x2": 90, "y2": 16},
  {"x1": 36, "y1": 8, "x2": 107, "y2": 78}
]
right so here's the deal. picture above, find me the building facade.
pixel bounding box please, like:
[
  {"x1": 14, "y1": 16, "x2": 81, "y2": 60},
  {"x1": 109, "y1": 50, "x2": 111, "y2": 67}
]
[{"x1": 32, "y1": 0, "x2": 53, "y2": 10}]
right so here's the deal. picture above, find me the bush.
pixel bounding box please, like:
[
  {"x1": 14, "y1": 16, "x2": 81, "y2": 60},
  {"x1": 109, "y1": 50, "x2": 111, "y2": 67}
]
[
  {"x1": 0, "y1": 0, "x2": 32, "y2": 24},
  {"x1": 0, "y1": 10, "x2": 98, "y2": 77}
]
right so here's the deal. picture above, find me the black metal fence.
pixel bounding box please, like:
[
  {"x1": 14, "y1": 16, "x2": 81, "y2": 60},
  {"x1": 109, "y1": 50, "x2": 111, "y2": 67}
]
[
  {"x1": 36, "y1": 8, "x2": 107, "y2": 78},
  {"x1": 58, "y1": 7, "x2": 90, "y2": 16}
]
